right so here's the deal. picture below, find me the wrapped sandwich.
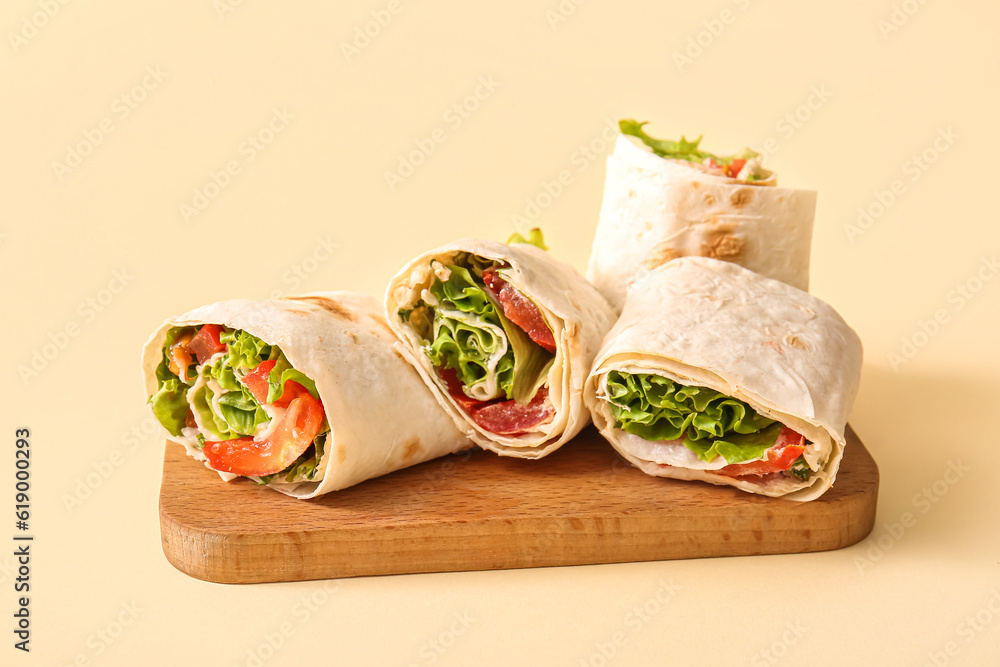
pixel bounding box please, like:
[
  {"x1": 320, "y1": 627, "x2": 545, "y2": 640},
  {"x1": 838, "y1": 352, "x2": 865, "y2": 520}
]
[
  {"x1": 587, "y1": 119, "x2": 817, "y2": 312},
  {"x1": 141, "y1": 292, "x2": 471, "y2": 498},
  {"x1": 584, "y1": 257, "x2": 863, "y2": 500},
  {"x1": 386, "y1": 235, "x2": 615, "y2": 458}
]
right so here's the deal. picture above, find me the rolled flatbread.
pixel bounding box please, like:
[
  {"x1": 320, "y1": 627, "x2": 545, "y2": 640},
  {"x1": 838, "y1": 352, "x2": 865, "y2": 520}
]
[
  {"x1": 140, "y1": 292, "x2": 472, "y2": 498},
  {"x1": 386, "y1": 239, "x2": 615, "y2": 458},
  {"x1": 584, "y1": 257, "x2": 863, "y2": 500},
  {"x1": 587, "y1": 132, "x2": 817, "y2": 312}
]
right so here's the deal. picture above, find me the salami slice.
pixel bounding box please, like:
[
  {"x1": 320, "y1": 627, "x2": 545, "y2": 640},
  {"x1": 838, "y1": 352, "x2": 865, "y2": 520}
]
[
  {"x1": 471, "y1": 387, "x2": 555, "y2": 435},
  {"x1": 386, "y1": 238, "x2": 616, "y2": 458},
  {"x1": 482, "y1": 267, "x2": 557, "y2": 353}
]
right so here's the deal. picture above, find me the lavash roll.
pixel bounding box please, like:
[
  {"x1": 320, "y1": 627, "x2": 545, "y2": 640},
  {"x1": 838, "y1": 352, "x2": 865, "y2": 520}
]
[
  {"x1": 584, "y1": 257, "x2": 863, "y2": 501},
  {"x1": 386, "y1": 239, "x2": 615, "y2": 458},
  {"x1": 586, "y1": 134, "x2": 817, "y2": 313},
  {"x1": 141, "y1": 292, "x2": 472, "y2": 498}
]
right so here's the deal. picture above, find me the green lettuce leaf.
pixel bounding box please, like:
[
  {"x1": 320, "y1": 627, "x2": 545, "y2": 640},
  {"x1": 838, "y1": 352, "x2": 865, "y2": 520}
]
[
  {"x1": 151, "y1": 326, "x2": 327, "y2": 478},
  {"x1": 149, "y1": 378, "x2": 189, "y2": 437},
  {"x1": 190, "y1": 383, "x2": 233, "y2": 441},
  {"x1": 201, "y1": 354, "x2": 240, "y2": 391},
  {"x1": 618, "y1": 119, "x2": 759, "y2": 166},
  {"x1": 217, "y1": 388, "x2": 269, "y2": 436},
  {"x1": 507, "y1": 228, "x2": 549, "y2": 251},
  {"x1": 427, "y1": 311, "x2": 513, "y2": 396},
  {"x1": 220, "y1": 329, "x2": 273, "y2": 370},
  {"x1": 283, "y1": 433, "x2": 327, "y2": 482},
  {"x1": 431, "y1": 264, "x2": 497, "y2": 317},
  {"x1": 425, "y1": 264, "x2": 515, "y2": 398},
  {"x1": 681, "y1": 423, "x2": 783, "y2": 465},
  {"x1": 265, "y1": 350, "x2": 320, "y2": 403},
  {"x1": 789, "y1": 456, "x2": 811, "y2": 480},
  {"x1": 606, "y1": 371, "x2": 779, "y2": 464},
  {"x1": 421, "y1": 261, "x2": 555, "y2": 404}
]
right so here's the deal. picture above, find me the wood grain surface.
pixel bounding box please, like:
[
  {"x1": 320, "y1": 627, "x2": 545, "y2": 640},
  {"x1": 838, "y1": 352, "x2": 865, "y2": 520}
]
[{"x1": 159, "y1": 426, "x2": 878, "y2": 584}]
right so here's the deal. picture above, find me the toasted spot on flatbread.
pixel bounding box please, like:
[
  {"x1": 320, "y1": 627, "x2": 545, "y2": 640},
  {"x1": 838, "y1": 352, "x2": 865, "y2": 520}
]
[
  {"x1": 401, "y1": 437, "x2": 422, "y2": 463},
  {"x1": 285, "y1": 296, "x2": 357, "y2": 322},
  {"x1": 335, "y1": 445, "x2": 347, "y2": 464},
  {"x1": 642, "y1": 243, "x2": 683, "y2": 270},
  {"x1": 730, "y1": 188, "x2": 754, "y2": 209},
  {"x1": 703, "y1": 193, "x2": 716, "y2": 206},
  {"x1": 785, "y1": 334, "x2": 809, "y2": 351},
  {"x1": 701, "y1": 229, "x2": 744, "y2": 261},
  {"x1": 691, "y1": 181, "x2": 701, "y2": 190},
  {"x1": 345, "y1": 331, "x2": 359, "y2": 344},
  {"x1": 628, "y1": 189, "x2": 637, "y2": 198}
]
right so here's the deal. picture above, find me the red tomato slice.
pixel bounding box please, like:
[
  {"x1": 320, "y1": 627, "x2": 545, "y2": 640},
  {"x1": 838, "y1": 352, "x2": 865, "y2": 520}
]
[
  {"x1": 482, "y1": 267, "x2": 557, "y2": 353},
  {"x1": 203, "y1": 390, "x2": 325, "y2": 477},
  {"x1": 714, "y1": 427, "x2": 806, "y2": 478},
  {"x1": 240, "y1": 359, "x2": 311, "y2": 408},
  {"x1": 240, "y1": 359, "x2": 276, "y2": 404},
  {"x1": 188, "y1": 324, "x2": 227, "y2": 364},
  {"x1": 271, "y1": 381, "x2": 308, "y2": 409},
  {"x1": 726, "y1": 159, "x2": 747, "y2": 178}
]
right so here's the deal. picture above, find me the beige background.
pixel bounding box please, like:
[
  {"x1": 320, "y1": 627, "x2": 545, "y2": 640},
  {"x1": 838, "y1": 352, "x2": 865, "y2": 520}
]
[{"x1": 2, "y1": 0, "x2": 998, "y2": 665}]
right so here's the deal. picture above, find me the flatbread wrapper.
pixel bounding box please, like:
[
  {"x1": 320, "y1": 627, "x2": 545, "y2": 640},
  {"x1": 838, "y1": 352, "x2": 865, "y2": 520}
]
[
  {"x1": 584, "y1": 257, "x2": 863, "y2": 500},
  {"x1": 587, "y1": 134, "x2": 817, "y2": 312},
  {"x1": 386, "y1": 239, "x2": 615, "y2": 458},
  {"x1": 141, "y1": 291, "x2": 472, "y2": 498}
]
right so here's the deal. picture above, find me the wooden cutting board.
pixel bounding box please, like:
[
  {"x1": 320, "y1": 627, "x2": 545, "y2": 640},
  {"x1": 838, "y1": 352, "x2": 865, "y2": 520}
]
[{"x1": 159, "y1": 425, "x2": 878, "y2": 583}]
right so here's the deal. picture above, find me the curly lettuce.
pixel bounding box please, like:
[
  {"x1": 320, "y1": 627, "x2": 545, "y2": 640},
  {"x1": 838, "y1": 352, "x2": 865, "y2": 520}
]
[
  {"x1": 507, "y1": 227, "x2": 548, "y2": 251},
  {"x1": 220, "y1": 329, "x2": 272, "y2": 370},
  {"x1": 420, "y1": 260, "x2": 553, "y2": 405},
  {"x1": 425, "y1": 264, "x2": 515, "y2": 399},
  {"x1": 149, "y1": 378, "x2": 188, "y2": 437},
  {"x1": 150, "y1": 325, "x2": 328, "y2": 469},
  {"x1": 189, "y1": 382, "x2": 231, "y2": 440},
  {"x1": 149, "y1": 326, "x2": 198, "y2": 435},
  {"x1": 618, "y1": 119, "x2": 759, "y2": 167},
  {"x1": 605, "y1": 371, "x2": 780, "y2": 464},
  {"x1": 202, "y1": 356, "x2": 238, "y2": 391}
]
